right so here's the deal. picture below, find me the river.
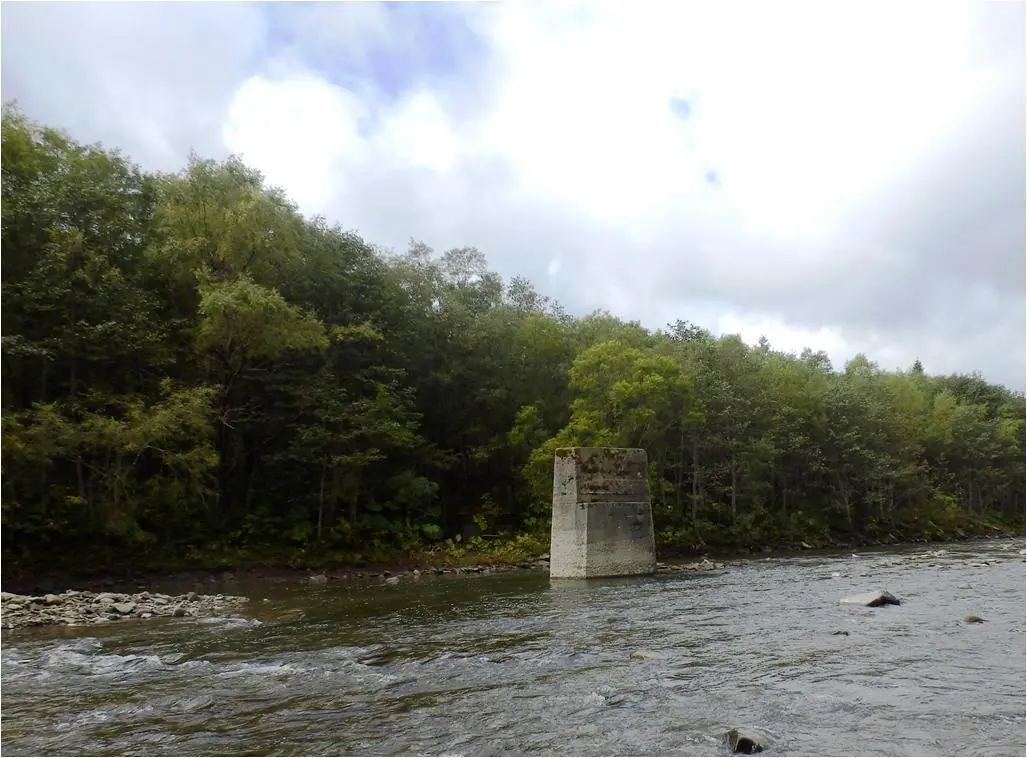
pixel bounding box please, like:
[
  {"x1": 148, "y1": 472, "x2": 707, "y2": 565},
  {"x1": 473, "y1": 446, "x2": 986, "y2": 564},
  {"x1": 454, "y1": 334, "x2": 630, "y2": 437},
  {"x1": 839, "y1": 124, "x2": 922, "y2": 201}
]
[{"x1": 2, "y1": 538, "x2": 1024, "y2": 756}]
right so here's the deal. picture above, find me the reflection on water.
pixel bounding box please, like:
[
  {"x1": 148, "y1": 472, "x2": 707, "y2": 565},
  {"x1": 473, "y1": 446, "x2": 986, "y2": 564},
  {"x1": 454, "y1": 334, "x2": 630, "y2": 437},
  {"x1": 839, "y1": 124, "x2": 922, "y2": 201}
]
[{"x1": 2, "y1": 539, "x2": 1025, "y2": 756}]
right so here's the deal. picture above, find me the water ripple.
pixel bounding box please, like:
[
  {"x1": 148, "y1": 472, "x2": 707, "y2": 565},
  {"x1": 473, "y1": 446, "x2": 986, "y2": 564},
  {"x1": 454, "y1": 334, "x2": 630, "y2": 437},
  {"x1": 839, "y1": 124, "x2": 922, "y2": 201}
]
[{"x1": 2, "y1": 538, "x2": 1025, "y2": 756}]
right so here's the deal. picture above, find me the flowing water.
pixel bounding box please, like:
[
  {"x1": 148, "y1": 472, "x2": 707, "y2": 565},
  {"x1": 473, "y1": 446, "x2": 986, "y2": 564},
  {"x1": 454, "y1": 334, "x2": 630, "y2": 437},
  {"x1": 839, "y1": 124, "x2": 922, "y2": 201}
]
[{"x1": 2, "y1": 539, "x2": 1025, "y2": 756}]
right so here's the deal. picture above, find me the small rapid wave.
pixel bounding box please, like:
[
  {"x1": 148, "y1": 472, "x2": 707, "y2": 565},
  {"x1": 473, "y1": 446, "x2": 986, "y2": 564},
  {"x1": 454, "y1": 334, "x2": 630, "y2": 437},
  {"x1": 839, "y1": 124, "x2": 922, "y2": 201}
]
[{"x1": 2, "y1": 538, "x2": 1024, "y2": 756}]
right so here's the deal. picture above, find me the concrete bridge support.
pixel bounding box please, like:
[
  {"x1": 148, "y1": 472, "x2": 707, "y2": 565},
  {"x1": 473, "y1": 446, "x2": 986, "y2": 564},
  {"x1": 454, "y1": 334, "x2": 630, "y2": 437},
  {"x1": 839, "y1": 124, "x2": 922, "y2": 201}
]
[{"x1": 549, "y1": 447, "x2": 657, "y2": 579}]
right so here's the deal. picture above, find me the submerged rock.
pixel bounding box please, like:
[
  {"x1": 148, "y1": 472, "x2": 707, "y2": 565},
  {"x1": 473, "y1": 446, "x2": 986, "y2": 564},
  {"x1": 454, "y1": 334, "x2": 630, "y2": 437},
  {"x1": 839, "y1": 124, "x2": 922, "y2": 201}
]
[
  {"x1": 839, "y1": 591, "x2": 901, "y2": 607},
  {"x1": 724, "y1": 728, "x2": 770, "y2": 754}
]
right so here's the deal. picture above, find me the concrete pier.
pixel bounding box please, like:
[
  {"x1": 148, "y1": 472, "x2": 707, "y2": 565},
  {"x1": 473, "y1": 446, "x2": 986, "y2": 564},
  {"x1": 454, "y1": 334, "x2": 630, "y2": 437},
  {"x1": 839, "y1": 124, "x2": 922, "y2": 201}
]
[{"x1": 549, "y1": 447, "x2": 657, "y2": 579}]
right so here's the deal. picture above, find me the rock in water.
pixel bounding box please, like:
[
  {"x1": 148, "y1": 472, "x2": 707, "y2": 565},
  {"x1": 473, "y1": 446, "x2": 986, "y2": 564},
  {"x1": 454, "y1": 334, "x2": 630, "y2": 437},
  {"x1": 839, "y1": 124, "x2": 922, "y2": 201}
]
[
  {"x1": 964, "y1": 615, "x2": 986, "y2": 624},
  {"x1": 839, "y1": 591, "x2": 901, "y2": 607},
  {"x1": 724, "y1": 728, "x2": 769, "y2": 754}
]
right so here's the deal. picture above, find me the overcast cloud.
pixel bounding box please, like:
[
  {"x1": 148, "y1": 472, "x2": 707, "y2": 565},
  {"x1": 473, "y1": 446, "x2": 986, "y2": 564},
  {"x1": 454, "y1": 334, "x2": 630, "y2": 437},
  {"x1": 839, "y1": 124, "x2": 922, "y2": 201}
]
[{"x1": 3, "y1": 1, "x2": 1024, "y2": 389}]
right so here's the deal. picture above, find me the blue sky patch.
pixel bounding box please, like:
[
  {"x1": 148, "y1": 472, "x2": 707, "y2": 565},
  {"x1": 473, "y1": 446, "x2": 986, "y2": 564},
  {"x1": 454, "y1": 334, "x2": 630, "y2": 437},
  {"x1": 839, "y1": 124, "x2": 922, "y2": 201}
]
[
  {"x1": 668, "y1": 97, "x2": 692, "y2": 122},
  {"x1": 263, "y1": 2, "x2": 488, "y2": 102}
]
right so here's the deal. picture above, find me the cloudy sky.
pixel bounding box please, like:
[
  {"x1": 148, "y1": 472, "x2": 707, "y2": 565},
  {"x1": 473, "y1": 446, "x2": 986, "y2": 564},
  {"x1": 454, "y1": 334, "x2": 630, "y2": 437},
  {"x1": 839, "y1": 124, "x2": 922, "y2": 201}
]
[{"x1": 3, "y1": 1, "x2": 1025, "y2": 389}]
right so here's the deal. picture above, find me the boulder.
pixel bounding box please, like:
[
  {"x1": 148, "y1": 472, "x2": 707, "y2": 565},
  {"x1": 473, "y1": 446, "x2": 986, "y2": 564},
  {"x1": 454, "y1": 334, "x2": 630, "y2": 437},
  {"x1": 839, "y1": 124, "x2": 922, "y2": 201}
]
[
  {"x1": 724, "y1": 728, "x2": 770, "y2": 754},
  {"x1": 113, "y1": 602, "x2": 136, "y2": 615},
  {"x1": 839, "y1": 591, "x2": 900, "y2": 607}
]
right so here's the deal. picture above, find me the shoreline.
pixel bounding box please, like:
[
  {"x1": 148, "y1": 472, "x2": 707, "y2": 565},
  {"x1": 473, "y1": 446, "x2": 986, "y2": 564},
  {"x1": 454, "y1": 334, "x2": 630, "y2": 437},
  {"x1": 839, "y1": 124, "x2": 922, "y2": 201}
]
[
  {"x1": 1, "y1": 589, "x2": 250, "y2": 630},
  {"x1": 0, "y1": 558, "x2": 730, "y2": 629},
  {"x1": 1, "y1": 532, "x2": 1020, "y2": 598}
]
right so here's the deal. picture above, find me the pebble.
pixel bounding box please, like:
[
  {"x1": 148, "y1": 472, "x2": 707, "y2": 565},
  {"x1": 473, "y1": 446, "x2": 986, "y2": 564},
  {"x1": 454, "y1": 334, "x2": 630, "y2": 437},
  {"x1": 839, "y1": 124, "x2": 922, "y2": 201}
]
[
  {"x1": 0, "y1": 590, "x2": 248, "y2": 629},
  {"x1": 655, "y1": 561, "x2": 726, "y2": 573}
]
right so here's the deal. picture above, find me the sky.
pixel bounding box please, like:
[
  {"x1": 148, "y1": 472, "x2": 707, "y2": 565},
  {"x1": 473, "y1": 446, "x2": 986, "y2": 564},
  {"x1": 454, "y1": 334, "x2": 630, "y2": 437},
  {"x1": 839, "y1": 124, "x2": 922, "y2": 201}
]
[{"x1": 3, "y1": 0, "x2": 1025, "y2": 390}]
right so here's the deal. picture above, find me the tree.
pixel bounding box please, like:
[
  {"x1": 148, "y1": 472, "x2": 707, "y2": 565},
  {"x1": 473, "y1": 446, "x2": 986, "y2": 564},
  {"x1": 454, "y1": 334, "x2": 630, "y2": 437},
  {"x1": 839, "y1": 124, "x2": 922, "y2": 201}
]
[{"x1": 3, "y1": 104, "x2": 1022, "y2": 575}]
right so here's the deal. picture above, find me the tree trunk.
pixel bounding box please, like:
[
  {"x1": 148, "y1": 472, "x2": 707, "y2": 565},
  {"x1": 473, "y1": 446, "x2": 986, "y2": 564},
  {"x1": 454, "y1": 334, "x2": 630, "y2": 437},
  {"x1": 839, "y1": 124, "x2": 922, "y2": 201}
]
[
  {"x1": 838, "y1": 479, "x2": 853, "y2": 532},
  {"x1": 675, "y1": 425, "x2": 685, "y2": 520},
  {"x1": 317, "y1": 461, "x2": 326, "y2": 540},
  {"x1": 691, "y1": 437, "x2": 703, "y2": 544},
  {"x1": 729, "y1": 452, "x2": 737, "y2": 523}
]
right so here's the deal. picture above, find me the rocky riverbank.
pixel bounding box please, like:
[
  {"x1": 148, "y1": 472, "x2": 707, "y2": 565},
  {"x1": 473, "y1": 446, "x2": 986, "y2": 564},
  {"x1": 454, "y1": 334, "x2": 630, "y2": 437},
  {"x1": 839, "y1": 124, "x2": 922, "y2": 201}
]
[
  {"x1": 0, "y1": 558, "x2": 727, "y2": 626},
  {"x1": 3, "y1": 554, "x2": 729, "y2": 597},
  {"x1": 1, "y1": 590, "x2": 249, "y2": 630},
  {"x1": 303, "y1": 556, "x2": 727, "y2": 584}
]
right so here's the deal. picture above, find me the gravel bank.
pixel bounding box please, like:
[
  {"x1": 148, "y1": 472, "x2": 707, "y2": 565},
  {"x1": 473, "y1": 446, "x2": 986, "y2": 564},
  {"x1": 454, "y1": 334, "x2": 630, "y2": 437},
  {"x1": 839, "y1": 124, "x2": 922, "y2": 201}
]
[{"x1": 1, "y1": 590, "x2": 249, "y2": 629}]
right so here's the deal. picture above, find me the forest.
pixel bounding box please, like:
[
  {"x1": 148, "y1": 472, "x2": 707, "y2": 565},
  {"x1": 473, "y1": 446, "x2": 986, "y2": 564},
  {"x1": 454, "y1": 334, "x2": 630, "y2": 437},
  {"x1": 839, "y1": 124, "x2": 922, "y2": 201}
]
[{"x1": 2, "y1": 105, "x2": 1024, "y2": 576}]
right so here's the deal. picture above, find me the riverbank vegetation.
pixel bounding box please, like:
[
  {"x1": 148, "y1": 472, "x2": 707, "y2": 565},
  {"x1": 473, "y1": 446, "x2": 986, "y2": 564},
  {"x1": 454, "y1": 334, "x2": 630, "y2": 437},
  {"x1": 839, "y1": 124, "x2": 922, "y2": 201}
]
[{"x1": 3, "y1": 106, "x2": 1024, "y2": 578}]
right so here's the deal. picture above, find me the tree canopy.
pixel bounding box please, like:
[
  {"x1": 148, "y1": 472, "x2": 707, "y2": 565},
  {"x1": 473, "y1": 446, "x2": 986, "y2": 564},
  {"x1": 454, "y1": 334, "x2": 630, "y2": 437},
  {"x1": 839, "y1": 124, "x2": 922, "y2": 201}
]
[{"x1": 3, "y1": 105, "x2": 1023, "y2": 574}]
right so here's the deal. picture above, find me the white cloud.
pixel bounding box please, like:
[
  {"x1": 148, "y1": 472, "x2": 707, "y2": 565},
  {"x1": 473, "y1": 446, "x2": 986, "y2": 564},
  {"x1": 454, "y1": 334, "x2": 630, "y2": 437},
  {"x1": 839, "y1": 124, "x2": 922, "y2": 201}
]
[
  {"x1": 716, "y1": 313, "x2": 850, "y2": 364},
  {"x1": 4, "y1": 1, "x2": 1023, "y2": 388},
  {"x1": 1, "y1": 2, "x2": 267, "y2": 170},
  {"x1": 223, "y1": 72, "x2": 369, "y2": 218}
]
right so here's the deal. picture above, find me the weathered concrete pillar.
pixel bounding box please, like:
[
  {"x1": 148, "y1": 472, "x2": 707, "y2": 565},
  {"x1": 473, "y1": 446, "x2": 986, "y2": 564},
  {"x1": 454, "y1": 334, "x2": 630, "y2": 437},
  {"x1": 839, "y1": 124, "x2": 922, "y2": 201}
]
[{"x1": 549, "y1": 447, "x2": 657, "y2": 579}]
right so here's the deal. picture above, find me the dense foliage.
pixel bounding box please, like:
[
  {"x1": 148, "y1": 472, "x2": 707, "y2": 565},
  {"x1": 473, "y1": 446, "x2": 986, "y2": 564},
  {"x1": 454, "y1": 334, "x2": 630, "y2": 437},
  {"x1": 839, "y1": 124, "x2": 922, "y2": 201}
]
[{"x1": 3, "y1": 107, "x2": 1023, "y2": 574}]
